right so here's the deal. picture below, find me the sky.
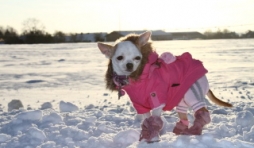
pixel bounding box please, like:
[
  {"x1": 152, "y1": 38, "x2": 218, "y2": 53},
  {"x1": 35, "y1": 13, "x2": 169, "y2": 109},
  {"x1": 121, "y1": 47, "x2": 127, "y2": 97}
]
[{"x1": 1, "y1": 0, "x2": 254, "y2": 34}]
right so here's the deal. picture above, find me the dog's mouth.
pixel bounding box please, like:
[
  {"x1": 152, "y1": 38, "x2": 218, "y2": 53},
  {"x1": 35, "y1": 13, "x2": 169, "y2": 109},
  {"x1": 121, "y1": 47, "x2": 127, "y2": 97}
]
[
  {"x1": 126, "y1": 69, "x2": 133, "y2": 73},
  {"x1": 124, "y1": 68, "x2": 134, "y2": 75},
  {"x1": 126, "y1": 68, "x2": 134, "y2": 73},
  {"x1": 125, "y1": 67, "x2": 133, "y2": 72}
]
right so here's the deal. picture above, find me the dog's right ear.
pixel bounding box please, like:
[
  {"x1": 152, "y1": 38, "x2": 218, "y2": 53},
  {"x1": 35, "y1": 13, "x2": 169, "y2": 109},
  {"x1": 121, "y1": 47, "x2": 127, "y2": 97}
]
[
  {"x1": 97, "y1": 42, "x2": 114, "y2": 58},
  {"x1": 138, "y1": 31, "x2": 151, "y2": 46}
]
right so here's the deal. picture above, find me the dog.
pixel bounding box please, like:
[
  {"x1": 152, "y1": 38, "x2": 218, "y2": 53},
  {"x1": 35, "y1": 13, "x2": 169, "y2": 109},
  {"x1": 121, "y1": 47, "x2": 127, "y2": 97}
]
[{"x1": 97, "y1": 31, "x2": 232, "y2": 143}]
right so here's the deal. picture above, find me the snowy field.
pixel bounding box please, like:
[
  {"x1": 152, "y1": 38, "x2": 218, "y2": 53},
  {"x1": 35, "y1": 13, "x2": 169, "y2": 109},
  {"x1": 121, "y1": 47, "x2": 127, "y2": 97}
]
[{"x1": 0, "y1": 39, "x2": 254, "y2": 148}]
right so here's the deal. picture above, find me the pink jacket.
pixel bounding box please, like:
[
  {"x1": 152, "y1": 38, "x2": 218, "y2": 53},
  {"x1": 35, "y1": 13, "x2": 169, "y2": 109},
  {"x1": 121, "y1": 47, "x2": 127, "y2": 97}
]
[{"x1": 122, "y1": 52, "x2": 208, "y2": 114}]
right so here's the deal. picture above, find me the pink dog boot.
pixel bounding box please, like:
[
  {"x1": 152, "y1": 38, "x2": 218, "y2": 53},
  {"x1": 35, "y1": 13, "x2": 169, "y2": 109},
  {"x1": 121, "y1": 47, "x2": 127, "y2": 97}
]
[
  {"x1": 173, "y1": 119, "x2": 189, "y2": 135},
  {"x1": 183, "y1": 109, "x2": 211, "y2": 135},
  {"x1": 139, "y1": 116, "x2": 163, "y2": 143}
]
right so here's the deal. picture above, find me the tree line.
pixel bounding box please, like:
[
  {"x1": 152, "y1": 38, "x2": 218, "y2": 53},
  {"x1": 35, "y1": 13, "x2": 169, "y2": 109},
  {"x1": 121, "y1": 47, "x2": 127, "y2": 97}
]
[
  {"x1": 0, "y1": 18, "x2": 104, "y2": 44},
  {"x1": 204, "y1": 29, "x2": 254, "y2": 39},
  {"x1": 1, "y1": 18, "x2": 254, "y2": 44}
]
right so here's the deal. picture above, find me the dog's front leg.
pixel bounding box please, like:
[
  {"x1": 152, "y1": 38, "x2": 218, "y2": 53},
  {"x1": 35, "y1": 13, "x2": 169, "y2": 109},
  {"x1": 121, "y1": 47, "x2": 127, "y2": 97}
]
[
  {"x1": 135, "y1": 112, "x2": 151, "y2": 123},
  {"x1": 151, "y1": 104, "x2": 167, "y2": 135},
  {"x1": 139, "y1": 104, "x2": 166, "y2": 143},
  {"x1": 151, "y1": 104, "x2": 165, "y2": 116},
  {"x1": 136, "y1": 103, "x2": 165, "y2": 122}
]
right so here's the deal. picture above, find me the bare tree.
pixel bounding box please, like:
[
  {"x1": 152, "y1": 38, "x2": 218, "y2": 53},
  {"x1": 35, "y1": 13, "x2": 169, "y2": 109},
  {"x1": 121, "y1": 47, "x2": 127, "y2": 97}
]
[
  {"x1": 21, "y1": 18, "x2": 54, "y2": 44},
  {"x1": 22, "y1": 18, "x2": 45, "y2": 34}
]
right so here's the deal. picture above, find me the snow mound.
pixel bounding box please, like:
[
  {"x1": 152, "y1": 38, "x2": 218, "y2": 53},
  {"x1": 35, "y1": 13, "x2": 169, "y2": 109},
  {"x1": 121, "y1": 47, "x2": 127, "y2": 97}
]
[
  {"x1": 243, "y1": 125, "x2": 254, "y2": 142},
  {"x1": 41, "y1": 112, "x2": 63, "y2": 124},
  {"x1": 60, "y1": 126, "x2": 89, "y2": 141},
  {"x1": 27, "y1": 127, "x2": 46, "y2": 142},
  {"x1": 113, "y1": 129, "x2": 140, "y2": 147},
  {"x1": 235, "y1": 111, "x2": 254, "y2": 128},
  {"x1": 59, "y1": 101, "x2": 78, "y2": 112},
  {"x1": 8, "y1": 99, "x2": 23, "y2": 111},
  {"x1": 41, "y1": 102, "x2": 53, "y2": 110},
  {"x1": 15, "y1": 110, "x2": 42, "y2": 121}
]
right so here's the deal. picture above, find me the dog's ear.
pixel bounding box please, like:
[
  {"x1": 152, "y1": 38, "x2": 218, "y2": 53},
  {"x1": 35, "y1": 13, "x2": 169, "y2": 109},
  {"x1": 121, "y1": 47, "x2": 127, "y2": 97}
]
[
  {"x1": 97, "y1": 42, "x2": 114, "y2": 58},
  {"x1": 138, "y1": 31, "x2": 151, "y2": 46}
]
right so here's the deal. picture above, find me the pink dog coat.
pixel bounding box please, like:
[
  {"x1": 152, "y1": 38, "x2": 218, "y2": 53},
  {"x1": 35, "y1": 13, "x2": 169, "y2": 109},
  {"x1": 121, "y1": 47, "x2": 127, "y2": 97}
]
[{"x1": 121, "y1": 52, "x2": 208, "y2": 114}]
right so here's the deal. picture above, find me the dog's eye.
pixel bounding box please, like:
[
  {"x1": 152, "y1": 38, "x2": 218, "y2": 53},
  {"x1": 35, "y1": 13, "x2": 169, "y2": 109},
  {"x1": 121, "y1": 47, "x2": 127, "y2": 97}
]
[
  {"x1": 117, "y1": 56, "x2": 123, "y2": 60},
  {"x1": 135, "y1": 56, "x2": 141, "y2": 60}
]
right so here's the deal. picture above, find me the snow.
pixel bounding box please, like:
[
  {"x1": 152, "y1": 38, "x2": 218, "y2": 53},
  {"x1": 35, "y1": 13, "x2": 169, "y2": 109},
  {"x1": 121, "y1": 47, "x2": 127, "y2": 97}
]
[
  {"x1": 0, "y1": 40, "x2": 254, "y2": 148},
  {"x1": 15, "y1": 110, "x2": 42, "y2": 121},
  {"x1": 7, "y1": 100, "x2": 24, "y2": 112},
  {"x1": 41, "y1": 102, "x2": 53, "y2": 110},
  {"x1": 113, "y1": 129, "x2": 140, "y2": 147},
  {"x1": 0, "y1": 134, "x2": 11, "y2": 143},
  {"x1": 41, "y1": 112, "x2": 63, "y2": 124},
  {"x1": 59, "y1": 101, "x2": 78, "y2": 112},
  {"x1": 235, "y1": 111, "x2": 254, "y2": 128}
]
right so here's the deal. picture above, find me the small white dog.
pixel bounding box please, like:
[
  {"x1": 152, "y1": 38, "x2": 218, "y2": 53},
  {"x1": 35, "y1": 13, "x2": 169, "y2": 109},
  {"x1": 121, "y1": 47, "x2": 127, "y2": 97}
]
[{"x1": 97, "y1": 31, "x2": 232, "y2": 143}]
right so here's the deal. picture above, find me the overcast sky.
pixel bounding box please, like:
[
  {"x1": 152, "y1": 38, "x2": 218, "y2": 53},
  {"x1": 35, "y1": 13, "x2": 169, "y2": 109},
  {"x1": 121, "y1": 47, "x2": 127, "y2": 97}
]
[{"x1": 1, "y1": 0, "x2": 254, "y2": 34}]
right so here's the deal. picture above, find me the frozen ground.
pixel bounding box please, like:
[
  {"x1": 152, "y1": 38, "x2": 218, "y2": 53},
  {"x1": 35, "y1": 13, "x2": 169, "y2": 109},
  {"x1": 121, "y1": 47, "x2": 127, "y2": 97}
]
[{"x1": 0, "y1": 39, "x2": 254, "y2": 148}]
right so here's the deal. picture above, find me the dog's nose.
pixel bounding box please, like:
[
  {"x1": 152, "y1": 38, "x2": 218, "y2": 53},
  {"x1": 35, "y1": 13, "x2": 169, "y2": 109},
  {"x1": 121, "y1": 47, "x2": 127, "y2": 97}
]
[{"x1": 126, "y1": 63, "x2": 133, "y2": 71}]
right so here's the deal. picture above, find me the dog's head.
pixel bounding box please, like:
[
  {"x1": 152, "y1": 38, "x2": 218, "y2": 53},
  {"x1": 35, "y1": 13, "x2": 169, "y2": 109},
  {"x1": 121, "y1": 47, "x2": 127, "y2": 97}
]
[
  {"x1": 97, "y1": 31, "x2": 154, "y2": 90},
  {"x1": 98, "y1": 31, "x2": 151, "y2": 75}
]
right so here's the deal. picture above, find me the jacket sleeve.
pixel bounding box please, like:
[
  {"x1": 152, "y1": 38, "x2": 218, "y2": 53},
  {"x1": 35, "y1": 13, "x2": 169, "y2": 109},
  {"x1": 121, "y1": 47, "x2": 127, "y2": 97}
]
[
  {"x1": 124, "y1": 83, "x2": 152, "y2": 114},
  {"x1": 133, "y1": 103, "x2": 151, "y2": 114}
]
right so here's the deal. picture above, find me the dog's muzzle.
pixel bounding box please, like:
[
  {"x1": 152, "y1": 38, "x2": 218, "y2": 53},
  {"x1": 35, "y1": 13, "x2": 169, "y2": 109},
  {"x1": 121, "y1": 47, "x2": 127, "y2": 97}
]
[{"x1": 126, "y1": 63, "x2": 133, "y2": 71}]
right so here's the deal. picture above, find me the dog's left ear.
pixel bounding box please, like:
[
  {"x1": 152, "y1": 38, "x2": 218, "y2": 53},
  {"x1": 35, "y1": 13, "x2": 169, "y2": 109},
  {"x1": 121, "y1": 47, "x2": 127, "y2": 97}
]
[
  {"x1": 97, "y1": 42, "x2": 114, "y2": 58},
  {"x1": 138, "y1": 31, "x2": 151, "y2": 46}
]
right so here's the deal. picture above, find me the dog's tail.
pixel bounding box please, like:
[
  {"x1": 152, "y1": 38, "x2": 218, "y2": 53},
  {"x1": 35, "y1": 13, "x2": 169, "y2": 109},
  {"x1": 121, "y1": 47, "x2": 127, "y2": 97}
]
[{"x1": 207, "y1": 89, "x2": 233, "y2": 107}]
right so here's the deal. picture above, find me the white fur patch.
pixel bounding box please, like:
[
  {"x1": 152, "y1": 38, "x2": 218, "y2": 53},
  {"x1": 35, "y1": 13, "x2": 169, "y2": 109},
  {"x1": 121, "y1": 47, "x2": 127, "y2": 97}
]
[{"x1": 112, "y1": 41, "x2": 142, "y2": 75}]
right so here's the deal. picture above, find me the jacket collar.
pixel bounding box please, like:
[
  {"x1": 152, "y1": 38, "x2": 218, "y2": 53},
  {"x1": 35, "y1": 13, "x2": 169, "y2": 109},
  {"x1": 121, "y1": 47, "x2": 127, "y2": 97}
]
[{"x1": 139, "y1": 52, "x2": 159, "y2": 79}]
